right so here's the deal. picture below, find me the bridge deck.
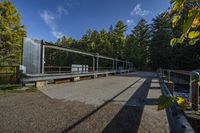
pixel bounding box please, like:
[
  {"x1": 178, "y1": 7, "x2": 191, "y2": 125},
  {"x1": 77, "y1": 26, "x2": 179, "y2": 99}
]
[{"x1": 39, "y1": 72, "x2": 170, "y2": 132}]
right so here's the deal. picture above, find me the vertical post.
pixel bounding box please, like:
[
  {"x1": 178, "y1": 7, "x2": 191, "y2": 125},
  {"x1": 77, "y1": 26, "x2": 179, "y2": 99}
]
[
  {"x1": 96, "y1": 53, "x2": 99, "y2": 72},
  {"x1": 40, "y1": 40, "x2": 45, "y2": 74},
  {"x1": 189, "y1": 73, "x2": 192, "y2": 101},
  {"x1": 59, "y1": 66, "x2": 61, "y2": 73},
  {"x1": 125, "y1": 61, "x2": 127, "y2": 70},
  {"x1": 191, "y1": 72, "x2": 199, "y2": 111},
  {"x1": 21, "y1": 38, "x2": 24, "y2": 65},
  {"x1": 116, "y1": 58, "x2": 118, "y2": 72},
  {"x1": 167, "y1": 70, "x2": 171, "y2": 82},
  {"x1": 112, "y1": 60, "x2": 115, "y2": 71},
  {"x1": 128, "y1": 62, "x2": 130, "y2": 72},
  {"x1": 123, "y1": 61, "x2": 125, "y2": 71},
  {"x1": 93, "y1": 56, "x2": 95, "y2": 72},
  {"x1": 126, "y1": 61, "x2": 128, "y2": 72}
]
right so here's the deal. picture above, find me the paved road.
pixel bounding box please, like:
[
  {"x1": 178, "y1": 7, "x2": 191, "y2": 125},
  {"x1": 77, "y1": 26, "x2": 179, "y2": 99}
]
[{"x1": 40, "y1": 72, "x2": 170, "y2": 132}]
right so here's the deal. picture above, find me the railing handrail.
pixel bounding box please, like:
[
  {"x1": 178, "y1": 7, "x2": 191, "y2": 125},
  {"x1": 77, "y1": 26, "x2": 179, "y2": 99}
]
[
  {"x1": 161, "y1": 69, "x2": 191, "y2": 76},
  {"x1": 158, "y1": 72, "x2": 195, "y2": 133}
]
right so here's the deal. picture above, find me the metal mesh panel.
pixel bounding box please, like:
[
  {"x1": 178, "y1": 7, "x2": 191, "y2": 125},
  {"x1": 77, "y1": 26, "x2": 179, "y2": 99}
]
[{"x1": 22, "y1": 38, "x2": 41, "y2": 74}]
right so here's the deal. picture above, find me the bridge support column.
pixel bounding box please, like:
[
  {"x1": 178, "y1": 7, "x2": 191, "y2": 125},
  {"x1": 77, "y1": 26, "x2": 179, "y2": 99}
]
[
  {"x1": 104, "y1": 73, "x2": 109, "y2": 77},
  {"x1": 91, "y1": 74, "x2": 97, "y2": 79},
  {"x1": 35, "y1": 80, "x2": 47, "y2": 88},
  {"x1": 72, "y1": 77, "x2": 80, "y2": 82}
]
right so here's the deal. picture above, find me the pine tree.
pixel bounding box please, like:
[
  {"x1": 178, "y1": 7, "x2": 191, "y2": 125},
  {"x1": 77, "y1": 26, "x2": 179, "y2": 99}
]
[{"x1": 130, "y1": 19, "x2": 150, "y2": 68}]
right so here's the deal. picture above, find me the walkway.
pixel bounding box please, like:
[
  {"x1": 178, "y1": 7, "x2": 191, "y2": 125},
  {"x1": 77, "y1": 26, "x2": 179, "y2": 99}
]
[{"x1": 40, "y1": 72, "x2": 170, "y2": 132}]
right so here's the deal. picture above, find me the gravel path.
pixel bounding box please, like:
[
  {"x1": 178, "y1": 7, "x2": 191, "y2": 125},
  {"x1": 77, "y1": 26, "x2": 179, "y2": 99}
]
[{"x1": 0, "y1": 72, "x2": 169, "y2": 133}]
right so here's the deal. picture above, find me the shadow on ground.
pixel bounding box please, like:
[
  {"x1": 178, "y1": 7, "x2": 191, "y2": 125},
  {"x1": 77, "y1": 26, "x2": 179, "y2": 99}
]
[
  {"x1": 62, "y1": 72, "x2": 159, "y2": 133},
  {"x1": 102, "y1": 78, "x2": 153, "y2": 133}
]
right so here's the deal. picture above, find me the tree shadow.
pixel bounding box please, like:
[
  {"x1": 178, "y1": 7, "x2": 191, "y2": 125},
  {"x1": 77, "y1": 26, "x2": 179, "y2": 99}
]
[
  {"x1": 61, "y1": 78, "x2": 142, "y2": 133},
  {"x1": 102, "y1": 78, "x2": 153, "y2": 133},
  {"x1": 61, "y1": 73, "x2": 159, "y2": 133}
]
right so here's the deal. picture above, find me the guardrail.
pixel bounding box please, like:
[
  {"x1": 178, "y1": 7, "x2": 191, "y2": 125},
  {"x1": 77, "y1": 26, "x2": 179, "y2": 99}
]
[
  {"x1": 159, "y1": 68, "x2": 200, "y2": 111},
  {"x1": 44, "y1": 66, "x2": 119, "y2": 74},
  {"x1": 158, "y1": 72, "x2": 195, "y2": 133},
  {"x1": 20, "y1": 69, "x2": 131, "y2": 88}
]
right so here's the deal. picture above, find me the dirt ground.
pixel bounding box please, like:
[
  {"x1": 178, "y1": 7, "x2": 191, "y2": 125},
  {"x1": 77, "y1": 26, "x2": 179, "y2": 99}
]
[{"x1": 0, "y1": 72, "x2": 169, "y2": 133}]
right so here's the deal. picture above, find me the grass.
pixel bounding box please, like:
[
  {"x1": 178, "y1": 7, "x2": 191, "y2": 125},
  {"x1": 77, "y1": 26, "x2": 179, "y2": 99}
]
[{"x1": 0, "y1": 85, "x2": 37, "y2": 95}]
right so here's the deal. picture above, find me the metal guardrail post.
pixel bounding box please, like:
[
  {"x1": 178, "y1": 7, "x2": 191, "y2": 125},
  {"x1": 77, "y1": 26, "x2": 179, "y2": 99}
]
[
  {"x1": 40, "y1": 40, "x2": 45, "y2": 74},
  {"x1": 96, "y1": 53, "x2": 99, "y2": 72},
  {"x1": 115, "y1": 58, "x2": 118, "y2": 72},
  {"x1": 159, "y1": 73, "x2": 195, "y2": 132},
  {"x1": 123, "y1": 61, "x2": 125, "y2": 71},
  {"x1": 93, "y1": 56, "x2": 95, "y2": 72},
  {"x1": 167, "y1": 69, "x2": 171, "y2": 82},
  {"x1": 191, "y1": 71, "x2": 199, "y2": 111},
  {"x1": 112, "y1": 60, "x2": 114, "y2": 71},
  {"x1": 59, "y1": 66, "x2": 61, "y2": 73}
]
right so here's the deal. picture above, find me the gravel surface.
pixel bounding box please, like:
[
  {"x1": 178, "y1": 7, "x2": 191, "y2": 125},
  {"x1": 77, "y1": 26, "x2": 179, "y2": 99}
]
[{"x1": 0, "y1": 72, "x2": 169, "y2": 133}]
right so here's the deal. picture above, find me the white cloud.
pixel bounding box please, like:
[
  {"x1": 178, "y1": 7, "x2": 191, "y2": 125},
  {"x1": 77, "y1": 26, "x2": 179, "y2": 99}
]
[
  {"x1": 39, "y1": 10, "x2": 56, "y2": 30},
  {"x1": 39, "y1": 10, "x2": 64, "y2": 39},
  {"x1": 39, "y1": 1, "x2": 80, "y2": 39},
  {"x1": 52, "y1": 31, "x2": 64, "y2": 39},
  {"x1": 131, "y1": 4, "x2": 150, "y2": 17},
  {"x1": 57, "y1": 6, "x2": 69, "y2": 17},
  {"x1": 126, "y1": 19, "x2": 134, "y2": 26}
]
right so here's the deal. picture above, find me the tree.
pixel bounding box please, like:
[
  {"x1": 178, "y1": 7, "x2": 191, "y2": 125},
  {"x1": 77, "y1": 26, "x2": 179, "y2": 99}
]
[
  {"x1": 124, "y1": 35, "x2": 144, "y2": 68},
  {"x1": 0, "y1": 1, "x2": 26, "y2": 65},
  {"x1": 149, "y1": 13, "x2": 173, "y2": 69},
  {"x1": 129, "y1": 19, "x2": 150, "y2": 69},
  {"x1": 113, "y1": 21, "x2": 127, "y2": 58}
]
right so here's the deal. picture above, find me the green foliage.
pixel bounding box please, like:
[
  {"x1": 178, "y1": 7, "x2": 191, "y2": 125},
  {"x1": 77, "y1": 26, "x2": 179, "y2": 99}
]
[
  {"x1": 0, "y1": 1, "x2": 26, "y2": 65},
  {"x1": 198, "y1": 81, "x2": 200, "y2": 87},
  {"x1": 170, "y1": 38, "x2": 177, "y2": 46},
  {"x1": 188, "y1": 31, "x2": 200, "y2": 39},
  {"x1": 167, "y1": 0, "x2": 200, "y2": 45},
  {"x1": 158, "y1": 96, "x2": 189, "y2": 111},
  {"x1": 158, "y1": 96, "x2": 177, "y2": 110}
]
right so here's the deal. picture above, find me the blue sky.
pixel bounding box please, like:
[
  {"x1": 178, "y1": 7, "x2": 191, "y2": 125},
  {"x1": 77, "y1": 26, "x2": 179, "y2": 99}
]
[{"x1": 12, "y1": 0, "x2": 170, "y2": 42}]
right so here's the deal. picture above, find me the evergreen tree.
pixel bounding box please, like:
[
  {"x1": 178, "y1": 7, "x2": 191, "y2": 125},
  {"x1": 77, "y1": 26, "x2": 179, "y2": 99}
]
[
  {"x1": 149, "y1": 13, "x2": 173, "y2": 69},
  {"x1": 113, "y1": 21, "x2": 127, "y2": 58},
  {"x1": 130, "y1": 19, "x2": 150, "y2": 68}
]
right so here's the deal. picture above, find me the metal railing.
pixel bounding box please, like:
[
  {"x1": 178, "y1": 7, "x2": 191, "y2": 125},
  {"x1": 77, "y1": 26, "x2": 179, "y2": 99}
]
[
  {"x1": 159, "y1": 68, "x2": 200, "y2": 111},
  {"x1": 44, "y1": 66, "x2": 130, "y2": 74},
  {"x1": 158, "y1": 72, "x2": 195, "y2": 133}
]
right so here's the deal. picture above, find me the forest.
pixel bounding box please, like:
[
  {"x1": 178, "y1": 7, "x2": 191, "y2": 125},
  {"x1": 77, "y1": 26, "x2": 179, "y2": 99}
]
[
  {"x1": 0, "y1": 0, "x2": 200, "y2": 71},
  {"x1": 51, "y1": 15, "x2": 200, "y2": 70}
]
